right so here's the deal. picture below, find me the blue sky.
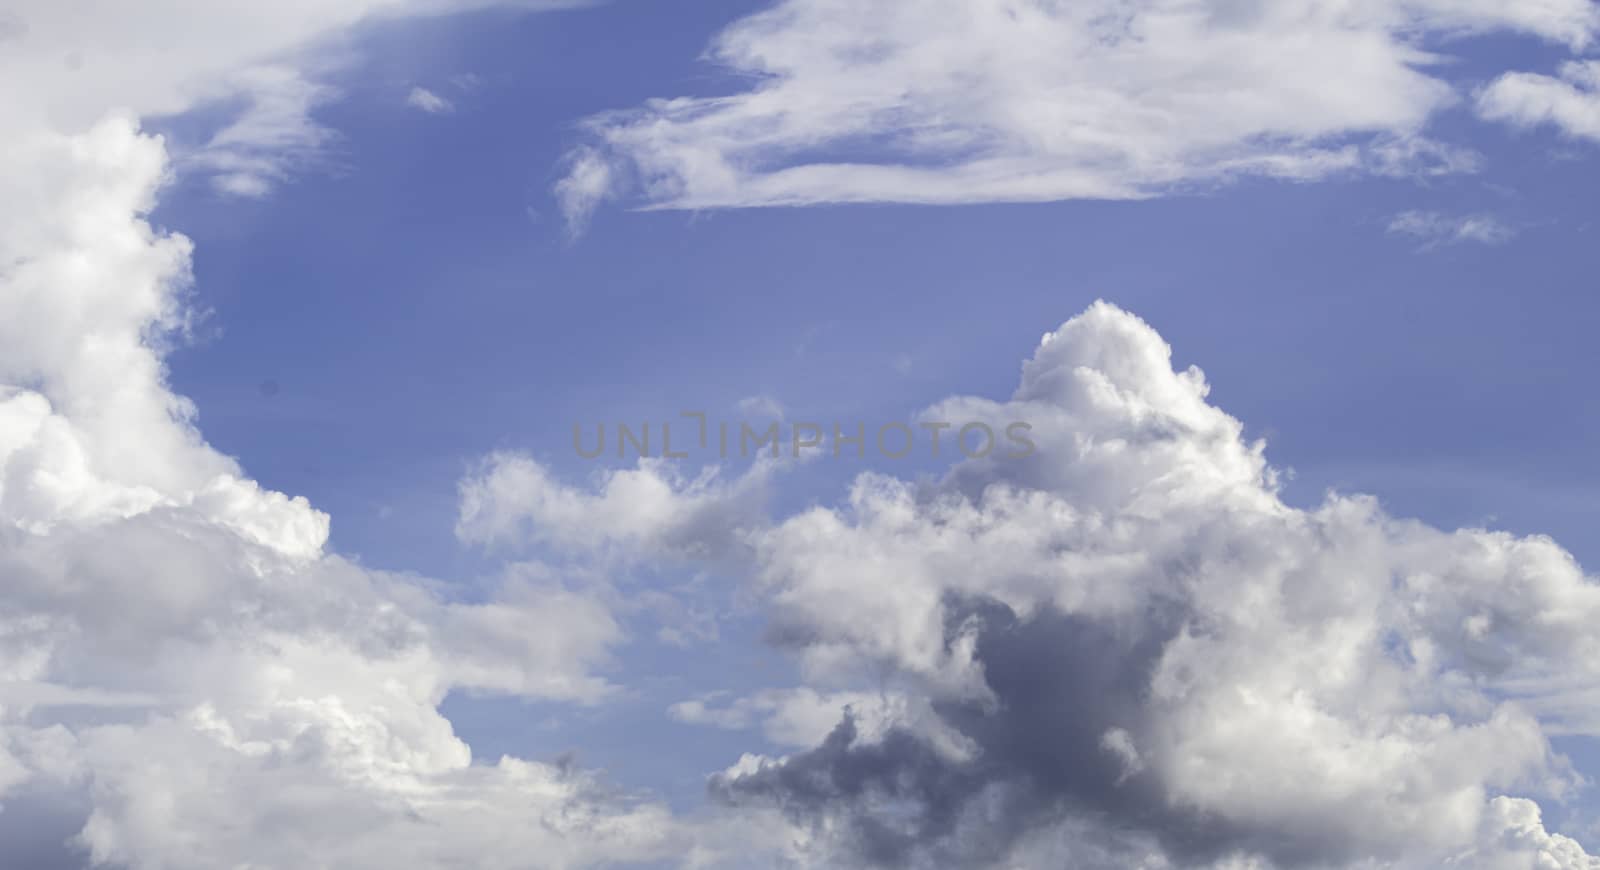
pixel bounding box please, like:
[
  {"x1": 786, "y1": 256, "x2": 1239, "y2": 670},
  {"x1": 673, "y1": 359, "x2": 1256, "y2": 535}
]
[
  {"x1": 161, "y1": 7, "x2": 1600, "y2": 572},
  {"x1": 155, "y1": 0, "x2": 1600, "y2": 826},
  {"x1": 7, "y1": 1, "x2": 1600, "y2": 867}
]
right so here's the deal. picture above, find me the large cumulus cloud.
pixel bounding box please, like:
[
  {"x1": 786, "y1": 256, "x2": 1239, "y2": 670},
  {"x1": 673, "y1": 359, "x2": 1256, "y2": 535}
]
[
  {"x1": 463, "y1": 302, "x2": 1600, "y2": 867},
  {"x1": 0, "y1": 4, "x2": 736, "y2": 868},
  {"x1": 0, "y1": 113, "x2": 709, "y2": 868},
  {"x1": 682, "y1": 303, "x2": 1600, "y2": 868}
]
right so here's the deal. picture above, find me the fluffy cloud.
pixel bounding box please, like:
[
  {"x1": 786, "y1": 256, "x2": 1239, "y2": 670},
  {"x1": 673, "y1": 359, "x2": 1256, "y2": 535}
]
[
  {"x1": 556, "y1": 0, "x2": 1597, "y2": 222},
  {"x1": 678, "y1": 303, "x2": 1600, "y2": 868},
  {"x1": 462, "y1": 302, "x2": 1600, "y2": 868},
  {"x1": 9, "y1": 1, "x2": 1600, "y2": 866},
  {"x1": 1479, "y1": 61, "x2": 1600, "y2": 143},
  {"x1": 0, "y1": 4, "x2": 722, "y2": 867},
  {"x1": 457, "y1": 452, "x2": 774, "y2": 560},
  {"x1": 453, "y1": 302, "x2": 1600, "y2": 867},
  {"x1": 0, "y1": 116, "x2": 675, "y2": 863}
]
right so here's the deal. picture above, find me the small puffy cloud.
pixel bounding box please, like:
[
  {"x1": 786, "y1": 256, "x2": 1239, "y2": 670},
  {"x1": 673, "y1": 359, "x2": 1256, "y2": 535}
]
[
  {"x1": 406, "y1": 86, "x2": 454, "y2": 114},
  {"x1": 1387, "y1": 210, "x2": 1517, "y2": 248},
  {"x1": 455, "y1": 452, "x2": 772, "y2": 559},
  {"x1": 1452, "y1": 797, "x2": 1600, "y2": 869},
  {"x1": 735, "y1": 395, "x2": 785, "y2": 420},
  {"x1": 1479, "y1": 60, "x2": 1600, "y2": 143}
]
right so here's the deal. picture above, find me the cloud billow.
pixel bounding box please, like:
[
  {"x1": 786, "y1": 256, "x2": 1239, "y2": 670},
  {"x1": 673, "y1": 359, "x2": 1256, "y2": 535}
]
[
  {"x1": 467, "y1": 302, "x2": 1600, "y2": 867},
  {"x1": 690, "y1": 302, "x2": 1600, "y2": 869}
]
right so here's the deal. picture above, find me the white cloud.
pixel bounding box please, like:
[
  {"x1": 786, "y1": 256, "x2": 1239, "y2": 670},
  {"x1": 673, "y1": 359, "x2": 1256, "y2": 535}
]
[
  {"x1": 1387, "y1": 209, "x2": 1517, "y2": 248},
  {"x1": 557, "y1": 0, "x2": 1597, "y2": 226},
  {"x1": 670, "y1": 687, "x2": 972, "y2": 753},
  {"x1": 555, "y1": 146, "x2": 619, "y2": 236},
  {"x1": 689, "y1": 302, "x2": 1600, "y2": 868},
  {"x1": 475, "y1": 301, "x2": 1600, "y2": 868},
  {"x1": 735, "y1": 394, "x2": 786, "y2": 420},
  {"x1": 407, "y1": 86, "x2": 455, "y2": 114},
  {"x1": 0, "y1": 1, "x2": 570, "y2": 195},
  {"x1": 0, "y1": 3, "x2": 734, "y2": 867},
  {"x1": 1479, "y1": 60, "x2": 1600, "y2": 143},
  {"x1": 1451, "y1": 797, "x2": 1600, "y2": 869},
  {"x1": 8, "y1": 1, "x2": 1600, "y2": 865},
  {"x1": 461, "y1": 300, "x2": 1600, "y2": 867},
  {"x1": 456, "y1": 452, "x2": 773, "y2": 559},
  {"x1": 61, "y1": 713, "x2": 685, "y2": 870},
  {"x1": 192, "y1": 66, "x2": 338, "y2": 197}
]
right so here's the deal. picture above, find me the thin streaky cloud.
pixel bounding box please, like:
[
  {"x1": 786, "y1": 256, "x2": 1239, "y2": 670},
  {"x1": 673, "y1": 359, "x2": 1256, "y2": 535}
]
[
  {"x1": 1387, "y1": 210, "x2": 1518, "y2": 249},
  {"x1": 407, "y1": 86, "x2": 455, "y2": 114}
]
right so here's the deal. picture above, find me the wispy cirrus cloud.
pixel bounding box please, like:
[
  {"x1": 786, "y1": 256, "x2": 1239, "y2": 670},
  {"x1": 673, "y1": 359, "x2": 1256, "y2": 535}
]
[
  {"x1": 406, "y1": 85, "x2": 455, "y2": 114},
  {"x1": 1387, "y1": 209, "x2": 1518, "y2": 248},
  {"x1": 555, "y1": 0, "x2": 1597, "y2": 229},
  {"x1": 190, "y1": 65, "x2": 338, "y2": 198}
]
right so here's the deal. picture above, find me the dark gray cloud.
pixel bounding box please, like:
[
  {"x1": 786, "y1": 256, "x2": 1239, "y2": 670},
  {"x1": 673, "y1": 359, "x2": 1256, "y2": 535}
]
[
  {"x1": 715, "y1": 597, "x2": 1232, "y2": 868},
  {"x1": 718, "y1": 587, "x2": 1566, "y2": 869}
]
